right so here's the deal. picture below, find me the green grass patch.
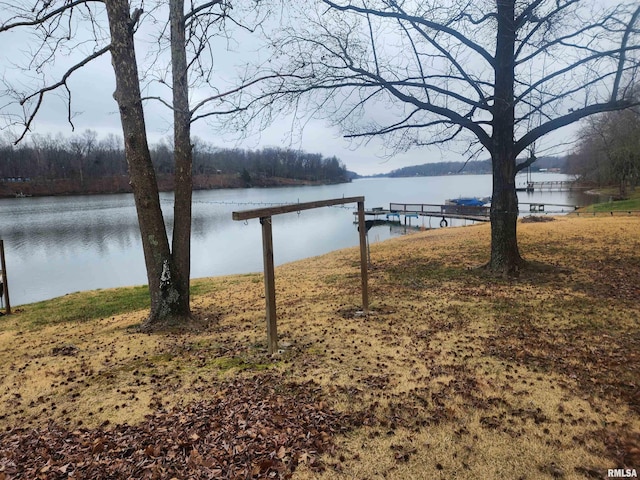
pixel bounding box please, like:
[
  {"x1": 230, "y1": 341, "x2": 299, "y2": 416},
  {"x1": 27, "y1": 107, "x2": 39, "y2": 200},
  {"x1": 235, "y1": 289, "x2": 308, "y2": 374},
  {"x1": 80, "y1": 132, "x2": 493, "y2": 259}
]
[
  {"x1": 8, "y1": 285, "x2": 151, "y2": 329},
  {"x1": 3, "y1": 277, "x2": 248, "y2": 330},
  {"x1": 579, "y1": 189, "x2": 640, "y2": 213},
  {"x1": 190, "y1": 279, "x2": 219, "y2": 296}
]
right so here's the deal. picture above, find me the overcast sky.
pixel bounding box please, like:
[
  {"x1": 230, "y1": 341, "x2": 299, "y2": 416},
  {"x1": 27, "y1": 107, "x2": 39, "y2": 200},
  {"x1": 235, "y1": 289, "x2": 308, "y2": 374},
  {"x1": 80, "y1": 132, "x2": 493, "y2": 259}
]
[
  {"x1": 2, "y1": 41, "x2": 489, "y2": 177},
  {"x1": 0, "y1": 2, "x2": 590, "y2": 176}
]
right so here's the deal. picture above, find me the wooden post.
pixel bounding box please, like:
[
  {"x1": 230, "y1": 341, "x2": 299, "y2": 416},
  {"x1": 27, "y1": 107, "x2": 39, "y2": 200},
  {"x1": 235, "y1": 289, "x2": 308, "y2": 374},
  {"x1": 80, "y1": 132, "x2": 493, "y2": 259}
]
[
  {"x1": 260, "y1": 216, "x2": 278, "y2": 354},
  {"x1": 357, "y1": 201, "x2": 369, "y2": 313},
  {"x1": 233, "y1": 196, "x2": 368, "y2": 352},
  {"x1": 0, "y1": 240, "x2": 10, "y2": 315}
]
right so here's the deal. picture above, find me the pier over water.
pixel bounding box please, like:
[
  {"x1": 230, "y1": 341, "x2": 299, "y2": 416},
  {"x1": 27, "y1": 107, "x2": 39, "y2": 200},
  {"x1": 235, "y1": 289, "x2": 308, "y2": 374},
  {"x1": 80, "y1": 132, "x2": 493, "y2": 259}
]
[
  {"x1": 360, "y1": 201, "x2": 580, "y2": 227},
  {"x1": 517, "y1": 180, "x2": 586, "y2": 192}
]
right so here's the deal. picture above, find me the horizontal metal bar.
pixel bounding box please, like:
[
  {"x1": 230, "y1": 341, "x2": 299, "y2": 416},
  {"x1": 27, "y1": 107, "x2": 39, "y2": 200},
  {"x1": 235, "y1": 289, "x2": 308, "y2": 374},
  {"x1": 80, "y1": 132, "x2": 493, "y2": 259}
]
[{"x1": 232, "y1": 196, "x2": 365, "y2": 221}]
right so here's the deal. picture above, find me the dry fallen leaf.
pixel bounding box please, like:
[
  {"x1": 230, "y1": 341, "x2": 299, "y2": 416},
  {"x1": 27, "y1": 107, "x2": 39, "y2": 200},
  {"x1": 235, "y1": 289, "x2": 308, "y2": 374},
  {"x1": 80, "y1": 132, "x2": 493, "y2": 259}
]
[{"x1": 0, "y1": 374, "x2": 347, "y2": 479}]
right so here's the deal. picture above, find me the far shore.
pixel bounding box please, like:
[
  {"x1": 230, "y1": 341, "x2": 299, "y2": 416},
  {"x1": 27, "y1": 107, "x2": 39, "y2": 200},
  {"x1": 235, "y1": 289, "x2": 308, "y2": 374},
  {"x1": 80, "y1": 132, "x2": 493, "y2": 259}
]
[{"x1": 0, "y1": 173, "x2": 350, "y2": 198}]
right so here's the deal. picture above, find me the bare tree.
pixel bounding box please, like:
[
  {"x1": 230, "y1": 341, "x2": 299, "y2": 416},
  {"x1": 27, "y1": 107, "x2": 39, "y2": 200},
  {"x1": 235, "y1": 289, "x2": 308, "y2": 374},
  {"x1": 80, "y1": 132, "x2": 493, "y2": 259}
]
[
  {"x1": 570, "y1": 99, "x2": 640, "y2": 196},
  {"x1": 69, "y1": 129, "x2": 98, "y2": 186},
  {"x1": 229, "y1": 0, "x2": 640, "y2": 274},
  {"x1": 0, "y1": 0, "x2": 263, "y2": 328}
]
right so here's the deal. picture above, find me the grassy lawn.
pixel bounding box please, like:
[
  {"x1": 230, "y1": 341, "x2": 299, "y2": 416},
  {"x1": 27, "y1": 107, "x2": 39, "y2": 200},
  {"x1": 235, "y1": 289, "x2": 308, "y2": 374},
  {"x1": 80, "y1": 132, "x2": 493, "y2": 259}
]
[{"x1": 1, "y1": 216, "x2": 638, "y2": 479}]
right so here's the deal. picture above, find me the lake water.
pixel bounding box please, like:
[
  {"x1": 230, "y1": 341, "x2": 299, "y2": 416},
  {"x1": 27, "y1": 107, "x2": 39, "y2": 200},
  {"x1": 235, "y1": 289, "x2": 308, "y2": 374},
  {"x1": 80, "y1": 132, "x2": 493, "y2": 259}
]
[{"x1": 0, "y1": 173, "x2": 595, "y2": 306}]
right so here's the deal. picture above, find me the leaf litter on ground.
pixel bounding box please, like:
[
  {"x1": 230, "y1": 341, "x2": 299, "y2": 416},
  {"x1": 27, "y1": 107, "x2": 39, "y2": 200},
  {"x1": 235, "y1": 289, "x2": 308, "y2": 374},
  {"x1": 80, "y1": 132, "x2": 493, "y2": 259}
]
[{"x1": 0, "y1": 215, "x2": 639, "y2": 479}]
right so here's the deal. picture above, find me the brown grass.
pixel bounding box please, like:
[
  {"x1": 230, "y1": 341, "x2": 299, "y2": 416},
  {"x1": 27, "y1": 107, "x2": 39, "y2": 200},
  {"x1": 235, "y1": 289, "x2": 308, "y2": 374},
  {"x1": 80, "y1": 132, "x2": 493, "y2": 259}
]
[{"x1": 1, "y1": 215, "x2": 639, "y2": 479}]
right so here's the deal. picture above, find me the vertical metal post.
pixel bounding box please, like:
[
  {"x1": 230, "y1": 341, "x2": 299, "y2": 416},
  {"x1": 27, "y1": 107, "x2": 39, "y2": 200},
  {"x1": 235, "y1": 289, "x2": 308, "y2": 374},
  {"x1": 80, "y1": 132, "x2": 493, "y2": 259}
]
[
  {"x1": 0, "y1": 240, "x2": 10, "y2": 315},
  {"x1": 357, "y1": 201, "x2": 369, "y2": 313},
  {"x1": 260, "y1": 216, "x2": 278, "y2": 354}
]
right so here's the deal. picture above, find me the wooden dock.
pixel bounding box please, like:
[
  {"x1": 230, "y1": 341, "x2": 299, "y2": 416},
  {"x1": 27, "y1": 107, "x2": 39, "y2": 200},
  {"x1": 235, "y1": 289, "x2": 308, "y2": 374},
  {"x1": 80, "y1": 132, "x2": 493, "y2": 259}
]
[
  {"x1": 359, "y1": 201, "x2": 580, "y2": 227},
  {"x1": 361, "y1": 203, "x2": 490, "y2": 227},
  {"x1": 519, "y1": 202, "x2": 580, "y2": 213},
  {"x1": 516, "y1": 180, "x2": 586, "y2": 192}
]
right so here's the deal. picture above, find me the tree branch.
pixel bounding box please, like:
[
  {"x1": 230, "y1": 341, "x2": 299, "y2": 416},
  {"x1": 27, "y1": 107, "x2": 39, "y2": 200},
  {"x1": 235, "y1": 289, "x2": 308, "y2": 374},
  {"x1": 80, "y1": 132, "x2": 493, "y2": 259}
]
[
  {"x1": 516, "y1": 45, "x2": 640, "y2": 103},
  {"x1": 516, "y1": 20, "x2": 609, "y2": 65},
  {"x1": 515, "y1": 152, "x2": 536, "y2": 173},
  {"x1": 344, "y1": 64, "x2": 492, "y2": 148},
  {"x1": 184, "y1": 1, "x2": 224, "y2": 22},
  {"x1": 612, "y1": 4, "x2": 640, "y2": 101},
  {"x1": 344, "y1": 118, "x2": 452, "y2": 139},
  {"x1": 321, "y1": 0, "x2": 494, "y2": 65},
  {"x1": 14, "y1": 45, "x2": 111, "y2": 144},
  {"x1": 514, "y1": 0, "x2": 546, "y2": 29},
  {"x1": 400, "y1": 14, "x2": 490, "y2": 106},
  {"x1": 190, "y1": 73, "x2": 312, "y2": 118},
  {"x1": 366, "y1": 13, "x2": 380, "y2": 77},
  {"x1": 0, "y1": 0, "x2": 100, "y2": 32},
  {"x1": 515, "y1": 99, "x2": 640, "y2": 156}
]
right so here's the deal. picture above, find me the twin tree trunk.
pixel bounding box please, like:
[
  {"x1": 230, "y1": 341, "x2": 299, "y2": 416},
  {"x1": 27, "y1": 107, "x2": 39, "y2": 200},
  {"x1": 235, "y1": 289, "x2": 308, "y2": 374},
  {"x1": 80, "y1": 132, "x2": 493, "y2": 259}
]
[
  {"x1": 489, "y1": 0, "x2": 524, "y2": 275},
  {"x1": 105, "y1": 0, "x2": 191, "y2": 329}
]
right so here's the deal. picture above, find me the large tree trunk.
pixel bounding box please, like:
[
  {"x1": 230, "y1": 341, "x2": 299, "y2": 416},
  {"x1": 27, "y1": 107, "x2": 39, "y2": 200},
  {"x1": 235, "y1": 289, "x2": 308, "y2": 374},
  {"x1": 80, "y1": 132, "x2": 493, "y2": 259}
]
[
  {"x1": 104, "y1": 0, "x2": 188, "y2": 328},
  {"x1": 489, "y1": 150, "x2": 522, "y2": 273},
  {"x1": 489, "y1": 0, "x2": 524, "y2": 274},
  {"x1": 169, "y1": 0, "x2": 192, "y2": 318}
]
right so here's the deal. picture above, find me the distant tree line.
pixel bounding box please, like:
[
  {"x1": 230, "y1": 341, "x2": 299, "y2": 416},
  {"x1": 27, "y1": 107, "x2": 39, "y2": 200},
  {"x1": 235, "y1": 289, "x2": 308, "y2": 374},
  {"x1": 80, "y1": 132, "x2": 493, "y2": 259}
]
[
  {"x1": 387, "y1": 157, "x2": 565, "y2": 178},
  {"x1": 387, "y1": 160, "x2": 492, "y2": 177},
  {"x1": 567, "y1": 102, "x2": 640, "y2": 197},
  {"x1": 0, "y1": 130, "x2": 350, "y2": 186}
]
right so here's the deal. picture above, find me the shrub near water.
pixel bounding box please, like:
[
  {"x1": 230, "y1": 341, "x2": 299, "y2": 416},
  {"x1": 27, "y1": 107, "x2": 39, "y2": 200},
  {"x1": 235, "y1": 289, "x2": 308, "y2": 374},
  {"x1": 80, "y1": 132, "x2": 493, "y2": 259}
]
[{"x1": 0, "y1": 216, "x2": 639, "y2": 479}]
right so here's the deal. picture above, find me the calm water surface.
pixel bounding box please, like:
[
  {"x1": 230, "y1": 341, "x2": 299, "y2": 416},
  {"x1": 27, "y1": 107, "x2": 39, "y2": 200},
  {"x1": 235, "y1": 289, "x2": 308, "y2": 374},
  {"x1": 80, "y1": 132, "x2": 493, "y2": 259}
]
[{"x1": 0, "y1": 174, "x2": 595, "y2": 306}]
